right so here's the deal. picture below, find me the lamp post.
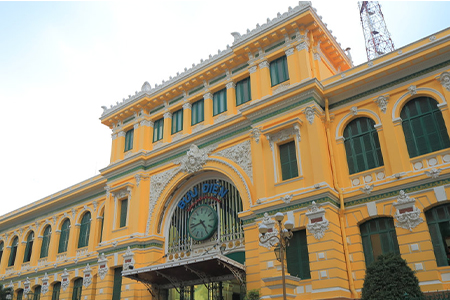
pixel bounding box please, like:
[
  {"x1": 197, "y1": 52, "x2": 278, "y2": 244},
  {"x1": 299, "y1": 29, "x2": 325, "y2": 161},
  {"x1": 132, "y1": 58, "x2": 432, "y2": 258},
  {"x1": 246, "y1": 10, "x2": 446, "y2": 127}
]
[{"x1": 259, "y1": 212, "x2": 294, "y2": 300}]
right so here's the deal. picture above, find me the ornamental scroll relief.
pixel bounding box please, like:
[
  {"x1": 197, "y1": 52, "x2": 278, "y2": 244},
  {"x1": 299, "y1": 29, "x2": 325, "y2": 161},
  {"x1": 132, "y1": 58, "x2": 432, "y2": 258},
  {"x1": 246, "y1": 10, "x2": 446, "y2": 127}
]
[{"x1": 393, "y1": 190, "x2": 424, "y2": 231}]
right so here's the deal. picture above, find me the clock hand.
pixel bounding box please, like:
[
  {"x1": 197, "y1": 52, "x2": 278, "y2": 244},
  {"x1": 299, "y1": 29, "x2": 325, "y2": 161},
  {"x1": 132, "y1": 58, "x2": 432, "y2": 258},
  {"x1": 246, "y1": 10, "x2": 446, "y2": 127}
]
[{"x1": 199, "y1": 219, "x2": 208, "y2": 231}]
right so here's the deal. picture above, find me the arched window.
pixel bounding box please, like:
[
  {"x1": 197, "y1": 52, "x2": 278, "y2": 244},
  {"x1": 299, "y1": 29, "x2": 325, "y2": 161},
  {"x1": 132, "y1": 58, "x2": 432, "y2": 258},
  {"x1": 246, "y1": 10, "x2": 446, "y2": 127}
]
[
  {"x1": 16, "y1": 289, "x2": 24, "y2": 300},
  {"x1": 33, "y1": 285, "x2": 41, "y2": 300},
  {"x1": 72, "y1": 278, "x2": 83, "y2": 300},
  {"x1": 51, "y1": 282, "x2": 61, "y2": 300},
  {"x1": 23, "y1": 231, "x2": 35, "y2": 262},
  {"x1": 0, "y1": 241, "x2": 4, "y2": 265},
  {"x1": 58, "y1": 219, "x2": 70, "y2": 253},
  {"x1": 40, "y1": 226, "x2": 51, "y2": 258},
  {"x1": 8, "y1": 237, "x2": 18, "y2": 266},
  {"x1": 360, "y1": 217, "x2": 400, "y2": 266},
  {"x1": 425, "y1": 204, "x2": 450, "y2": 266},
  {"x1": 78, "y1": 212, "x2": 91, "y2": 248},
  {"x1": 401, "y1": 97, "x2": 450, "y2": 157},
  {"x1": 344, "y1": 117, "x2": 384, "y2": 174}
]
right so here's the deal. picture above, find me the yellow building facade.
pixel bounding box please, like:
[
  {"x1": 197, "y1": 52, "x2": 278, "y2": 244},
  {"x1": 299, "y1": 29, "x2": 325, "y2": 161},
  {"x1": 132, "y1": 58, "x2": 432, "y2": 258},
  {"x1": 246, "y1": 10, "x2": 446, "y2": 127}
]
[{"x1": 2, "y1": 2, "x2": 450, "y2": 300}]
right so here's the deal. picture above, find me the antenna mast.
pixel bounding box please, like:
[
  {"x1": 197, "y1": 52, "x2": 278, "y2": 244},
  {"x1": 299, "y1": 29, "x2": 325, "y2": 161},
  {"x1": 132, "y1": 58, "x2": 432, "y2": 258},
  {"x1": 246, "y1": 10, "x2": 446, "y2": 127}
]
[{"x1": 358, "y1": 1, "x2": 395, "y2": 61}]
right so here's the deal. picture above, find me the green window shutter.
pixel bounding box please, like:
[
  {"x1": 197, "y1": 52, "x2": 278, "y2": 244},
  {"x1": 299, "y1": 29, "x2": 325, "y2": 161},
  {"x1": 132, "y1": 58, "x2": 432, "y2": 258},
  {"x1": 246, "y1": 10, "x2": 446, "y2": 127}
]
[
  {"x1": 191, "y1": 99, "x2": 204, "y2": 125},
  {"x1": 425, "y1": 205, "x2": 450, "y2": 266},
  {"x1": 360, "y1": 217, "x2": 399, "y2": 266},
  {"x1": 343, "y1": 118, "x2": 384, "y2": 174},
  {"x1": 72, "y1": 278, "x2": 83, "y2": 300},
  {"x1": 286, "y1": 230, "x2": 311, "y2": 279},
  {"x1": 99, "y1": 212, "x2": 104, "y2": 243},
  {"x1": 33, "y1": 286, "x2": 41, "y2": 300},
  {"x1": 153, "y1": 118, "x2": 164, "y2": 142},
  {"x1": 279, "y1": 141, "x2": 298, "y2": 180},
  {"x1": 78, "y1": 212, "x2": 91, "y2": 248},
  {"x1": 124, "y1": 129, "x2": 134, "y2": 152},
  {"x1": 58, "y1": 219, "x2": 70, "y2": 253},
  {"x1": 17, "y1": 290, "x2": 23, "y2": 300},
  {"x1": 112, "y1": 267, "x2": 123, "y2": 300},
  {"x1": 401, "y1": 97, "x2": 450, "y2": 157},
  {"x1": 52, "y1": 283, "x2": 61, "y2": 300},
  {"x1": 120, "y1": 199, "x2": 128, "y2": 228},
  {"x1": 8, "y1": 237, "x2": 18, "y2": 266},
  {"x1": 235, "y1": 77, "x2": 251, "y2": 106},
  {"x1": 270, "y1": 56, "x2": 289, "y2": 86},
  {"x1": 40, "y1": 226, "x2": 51, "y2": 258},
  {"x1": 171, "y1": 109, "x2": 183, "y2": 134},
  {"x1": 0, "y1": 242, "x2": 3, "y2": 264},
  {"x1": 213, "y1": 88, "x2": 227, "y2": 116},
  {"x1": 23, "y1": 232, "x2": 34, "y2": 263}
]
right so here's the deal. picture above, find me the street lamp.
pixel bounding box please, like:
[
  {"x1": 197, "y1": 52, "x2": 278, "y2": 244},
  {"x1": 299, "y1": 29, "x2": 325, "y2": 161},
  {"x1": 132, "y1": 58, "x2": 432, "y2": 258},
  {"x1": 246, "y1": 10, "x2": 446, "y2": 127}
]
[{"x1": 259, "y1": 212, "x2": 293, "y2": 300}]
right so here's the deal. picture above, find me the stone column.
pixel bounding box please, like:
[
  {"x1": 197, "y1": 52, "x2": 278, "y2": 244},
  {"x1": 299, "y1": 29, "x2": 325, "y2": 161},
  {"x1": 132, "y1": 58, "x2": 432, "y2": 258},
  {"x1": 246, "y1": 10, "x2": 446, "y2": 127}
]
[
  {"x1": 163, "y1": 111, "x2": 172, "y2": 143},
  {"x1": 226, "y1": 81, "x2": 237, "y2": 115},
  {"x1": 295, "y1": 30, "x2": 312, "y2": 81},
  {"x1": 203, "y1": 92, "x2": 213, "y2": 125},
  {"x1": 116, "y1": 131, "x2": 126, "y2": 161},
  {"x1": 259, "y1": 60, "x2": 272, "y2": 97},
  {"x1": 182, "y1": 102, "x2": 192, "y2": 134}
]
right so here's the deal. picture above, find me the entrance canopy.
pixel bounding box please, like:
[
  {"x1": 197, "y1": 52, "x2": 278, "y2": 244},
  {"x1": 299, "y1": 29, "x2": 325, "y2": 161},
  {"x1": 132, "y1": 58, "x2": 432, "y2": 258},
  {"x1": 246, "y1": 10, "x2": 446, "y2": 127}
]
[{"x1": 122, "y1": 254, "x2": 246, "y2": 290}]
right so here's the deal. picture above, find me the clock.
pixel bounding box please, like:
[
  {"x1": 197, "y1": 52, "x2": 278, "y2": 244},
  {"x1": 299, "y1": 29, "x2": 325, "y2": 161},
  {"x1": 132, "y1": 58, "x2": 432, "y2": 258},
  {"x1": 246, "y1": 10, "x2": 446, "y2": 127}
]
[{"x1": 188, "y1": 204, "x2": 218, "y2": 241}]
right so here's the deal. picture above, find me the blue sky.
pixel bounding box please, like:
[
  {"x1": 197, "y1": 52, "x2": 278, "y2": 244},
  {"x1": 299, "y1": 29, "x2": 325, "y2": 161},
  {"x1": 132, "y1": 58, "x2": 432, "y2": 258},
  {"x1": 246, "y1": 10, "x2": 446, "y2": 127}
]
[{"x1": 1, "y1": 1, "x2": 449, "y2": 216}]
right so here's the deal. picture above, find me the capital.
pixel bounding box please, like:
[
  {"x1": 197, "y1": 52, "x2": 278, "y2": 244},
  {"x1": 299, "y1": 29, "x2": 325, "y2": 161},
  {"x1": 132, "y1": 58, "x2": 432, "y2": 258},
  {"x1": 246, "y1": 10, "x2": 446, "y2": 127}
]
[
  {"x1": 248, "y1": 65, "x2": 257, "y2": 74},
  {"x1": 226, "y1": 81, "x2": 236, "y2": 90},
  {"x1": 203, "y1": 92, "x2": 213, "y2": 100},
  {"x1": 285, "y1": 47, "x2": 295, "y2": 56},
  {"x1": 163, "y1": 111, "x2": 172, "y2": 119},
  {"x1": 117, "y1": 131, "x2": 126, "y2": 138},
  {"x1": 258, "y1": 60, "x2": 270, "y2": 69},
  {"x1": 182, "y1": 102, "x2": 192, "y2": 110}
]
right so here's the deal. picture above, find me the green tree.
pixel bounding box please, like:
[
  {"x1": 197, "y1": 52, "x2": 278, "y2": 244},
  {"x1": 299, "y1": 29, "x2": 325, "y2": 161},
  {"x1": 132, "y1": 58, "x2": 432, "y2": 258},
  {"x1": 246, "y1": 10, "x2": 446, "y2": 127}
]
[
  {"x1": 362, "y1": 253, "x2": 423, "y2": 300},
  {"x1": 0, "y1": 284, "x2": 8, "y2": 300},
  {"x1": 243, "y1": 289, "x2": 260, "y2": 300}
]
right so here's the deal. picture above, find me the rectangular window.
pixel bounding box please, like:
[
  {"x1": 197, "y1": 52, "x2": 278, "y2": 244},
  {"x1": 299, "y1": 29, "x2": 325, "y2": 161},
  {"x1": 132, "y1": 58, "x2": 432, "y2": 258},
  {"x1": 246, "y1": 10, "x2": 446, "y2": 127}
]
[
  {"x1": 112, "y1": 267, "x2": 123, "y2": 300},
  {"x1": 286, "y1": 230, "x2": 311, "y2": 279},
  {"x1": 124, "y1": 129, "x2": 134, "y2": 152},
  {"x1": 171, "y1": 109, "x2": 183, "y2": 134},
  {"x1": 153, "y1": 118, "x2": 164, "y2": 142},
  {"x1": 270, "y1": 55, "x2": 289, "y2": 86},
  {"x1": 279, "y1": 141, "x2": 298, "y2": 180},
  {"x1": 33, "y1": 286, "x2": 41, "y2": 300},
  {"x1": 236, "y1": 77, "x2": 251, "y2": 106},
  {"x1": 119, "y1": 199, "x2": 128, "y2": 228},
  {"x1": 191, "y1": 99, "x2": 204, "y2": 125},
  {"x1": 213, "y1": 88, "x2": 227, "y2": 116},
  {"x1": 17, "y1": 290, "x2": 23, "y2": 300}
]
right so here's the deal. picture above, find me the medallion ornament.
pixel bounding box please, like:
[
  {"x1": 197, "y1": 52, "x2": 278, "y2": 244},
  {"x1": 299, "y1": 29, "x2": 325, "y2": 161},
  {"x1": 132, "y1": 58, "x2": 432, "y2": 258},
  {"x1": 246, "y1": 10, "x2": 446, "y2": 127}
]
[
  {"x1": 306, "y1": 201, "x2": 329, "y2": 240},
  {"x1": 97, "y1": 253, "x2": 108, "y2": 280},
  {"x1": 393, "y1": 190, "x2": 424, "y2": 231},
  {"x1": 259, "y1": 213, "x2": 279, "y2": 250}
]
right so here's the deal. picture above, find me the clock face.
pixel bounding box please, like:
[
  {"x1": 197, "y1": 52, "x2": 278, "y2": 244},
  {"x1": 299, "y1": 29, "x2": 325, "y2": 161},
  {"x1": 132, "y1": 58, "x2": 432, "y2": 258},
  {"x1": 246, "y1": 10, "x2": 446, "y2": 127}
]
[{"x1": 188, "y1": 204, "x2": 218, "y2": 241}]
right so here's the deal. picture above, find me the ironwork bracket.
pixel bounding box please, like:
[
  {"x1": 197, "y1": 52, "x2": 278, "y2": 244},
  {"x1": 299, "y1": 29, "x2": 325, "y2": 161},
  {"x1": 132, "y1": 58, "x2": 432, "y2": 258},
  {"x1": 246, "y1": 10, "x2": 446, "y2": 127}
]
[
  {"x1": 156, "y1": 271, "x2": 182, "y2": 294},
  {"x1": 217, "y1": 260, "x2": 246, "y2": 288},
  {"x1": 185, "y1": 265, "x2": 212, "y2": 290}
]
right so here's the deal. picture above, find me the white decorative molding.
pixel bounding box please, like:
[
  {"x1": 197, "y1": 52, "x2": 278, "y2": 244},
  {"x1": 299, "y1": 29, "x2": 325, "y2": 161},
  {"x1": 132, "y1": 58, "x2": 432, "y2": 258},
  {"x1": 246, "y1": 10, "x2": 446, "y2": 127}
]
[
  {"x1": 61, "y1": 269, "x2": 70, "y2": 291},
  {"x1": 350, "y1": 106, "x2": 358, "y2": 115},
  {"x1": 408, "y1": 85, "x2": 417, "y2": 95},
  {"x1": 118, "y1": 131, "x2": 126, "y2": 138},
  {"x1": 215, "y1": 141, "x2": 253, "y2": 182},
  {"x1": 248, "y1": 65, "x2": 257, "y2": 74},
  {"x1": 250, "y1": 127, "x2": 262, "y2": 144},
  {"x1": 273, "y1": 82, "x2": 290, "y2": 94},
  {"x1": 122, "y1": 247, "x2": 135, "y2": 270},
  {"x1": 306, "y1": 201, "x2": 329, "y2": 240},
  {"x1": 83, "y1": 264, "x2": 92, "y2": 287},
  {"x1": 105, "y1": 186, "x2": 111, "y2": 198},
  {"x1": 259, "y1": 60, "x2": 270, "y2": 69},
  {"x1": 163, "y1": 111, "x2": 172, "y2": 119},
  {"x1": 226, "y1": 81, "x2": 235, "y2": 89},
  {"x1": 97, "y1": 253, "x2": 108, "y2": 280},
  {"x1": 214, "y1": 113, "x2": 229, "y2": 124},
  {"x1": 360, "y1": 184, "x2": 374, "y2": 195},
  {"x1": 182, "y1": 102, "x2": 192, "y2": 110},
  {"x1": 393, "y1": 190, "x2": 424, "y2": 231},
  {"x1": 265, "y1": 125, "x2": 301, "y2": 152},
  {"x1": 425, "y1": 168, "x2": 441, "y2": 179},
  {"x1": 285, "y1": 47, "x2": 294, "y2": 56},
  {"x1": 203, "y1": 92, "x2": 213, "y2": 100},
  {"x1": 259, "y1": 213, "x2": 279, "y2": 250},
  {"x1": 438, "y1": 72, "x2": 450, "y2": 92},
  {"x1": 41, "y1": 273, "x2": 49, "y2": 294},
  {"x1": 304, "y1": 107, "x2": 315, "y2": 125},
  {"x1": 281, "y1": 194, "x2": 293, "y2": 204},
  {"x1": 141, "y1": 81, "x2": 151, "y2": 92},
  {"x1": 375, "y1": 95, "x2": 389, "y2": 114},
  {"x1": 23, "y1": 277, "x2": 31, "y2": 296},
  {"x1": 177, "y1": 144, "x2": 216, "y2": 174}
]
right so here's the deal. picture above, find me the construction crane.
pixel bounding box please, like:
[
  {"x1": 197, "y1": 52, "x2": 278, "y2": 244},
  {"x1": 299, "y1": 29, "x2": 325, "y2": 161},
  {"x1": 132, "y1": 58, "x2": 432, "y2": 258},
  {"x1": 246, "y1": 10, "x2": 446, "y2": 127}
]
[{"x1": 358, "y1": 1, "x2": 395, "y2": 61}]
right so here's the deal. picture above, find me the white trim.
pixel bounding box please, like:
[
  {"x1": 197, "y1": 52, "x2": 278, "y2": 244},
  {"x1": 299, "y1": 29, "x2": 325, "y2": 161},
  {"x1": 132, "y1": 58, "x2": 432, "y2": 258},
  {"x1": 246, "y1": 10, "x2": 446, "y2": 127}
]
[
  {"x1": 335, "y1": 109, "x2": 382, "y2": 140},
  {"x1": 391, "y1": 87, "x2": 447, "y2": 121}
]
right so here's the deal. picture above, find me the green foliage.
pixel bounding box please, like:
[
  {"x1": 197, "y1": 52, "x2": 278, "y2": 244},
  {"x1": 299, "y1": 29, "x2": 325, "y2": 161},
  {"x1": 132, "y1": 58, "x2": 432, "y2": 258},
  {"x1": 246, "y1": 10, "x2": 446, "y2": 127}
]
[
  {"x1": 0, "y1": 284, "x2": 8, "y2": 300},
  {"x1": 244, "y1": 289, "x2": 260, "y2": 300},
  {"x1": 362, "y1": 253, "x2": 423, "y2": 300}
]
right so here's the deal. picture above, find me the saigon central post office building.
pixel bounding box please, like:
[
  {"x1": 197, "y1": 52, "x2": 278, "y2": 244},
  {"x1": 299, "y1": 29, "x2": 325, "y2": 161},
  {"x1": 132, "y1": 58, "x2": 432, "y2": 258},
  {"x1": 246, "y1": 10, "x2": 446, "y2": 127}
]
[{"x1": 2, "y1": 2, "x2": 450, "y2": 300}]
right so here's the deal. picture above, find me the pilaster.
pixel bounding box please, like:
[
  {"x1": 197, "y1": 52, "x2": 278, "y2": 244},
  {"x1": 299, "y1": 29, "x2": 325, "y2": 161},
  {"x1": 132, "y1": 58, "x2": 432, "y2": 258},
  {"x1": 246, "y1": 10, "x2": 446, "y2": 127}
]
[
  {"x1": 285, "y1": 47, "x2": 300, "y2": 84},
  {"x1": 163, "y1": 111, "x2": 172, "y2": 143},
  {"x1": 14, "y1": 241, "x2": 26, "y2": 271},
  {"x1": 182, "y1": 102, "x2": 192, "y2": 134},
  {"x1": 259, "y1": 60, "x2": 272, "y2": 98},
  {"x1": 295, "y1": 30, "x2": 312, "y2": 81},
  {"x1": 226, "y1": 81, "x2": 237, "y2": 115},
  {"x1": 203, "y1": 92, "x2": 213, "y2": 125},
  {"x1": 116, "y1": 131, "x2": 126, "y2": 161},
  {"x1": 250, "y1": 128, "x2": 267, "y2": 200},
  {"x1": 110, "y1": 133, "x2": 118, "y2": 163},
  {"x1": 248, "y1": 65, "x2": 260, "y2": 101}
]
